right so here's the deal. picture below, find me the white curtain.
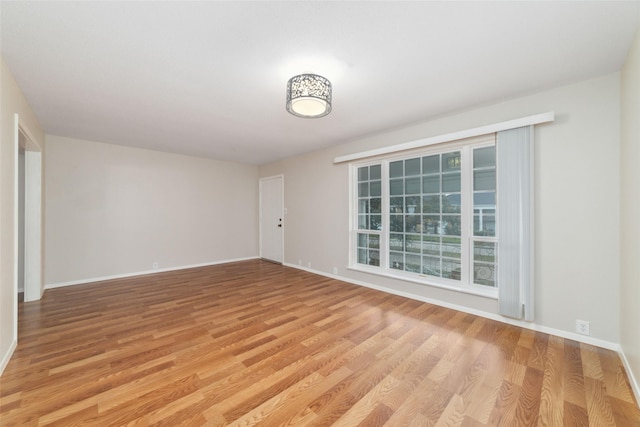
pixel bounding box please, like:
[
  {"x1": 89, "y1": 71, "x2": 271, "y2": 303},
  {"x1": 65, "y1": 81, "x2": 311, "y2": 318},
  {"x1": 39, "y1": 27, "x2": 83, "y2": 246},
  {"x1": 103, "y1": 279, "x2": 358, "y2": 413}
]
[{"x1": 497, "y1": 126, "x2": 534, "y2": 321}]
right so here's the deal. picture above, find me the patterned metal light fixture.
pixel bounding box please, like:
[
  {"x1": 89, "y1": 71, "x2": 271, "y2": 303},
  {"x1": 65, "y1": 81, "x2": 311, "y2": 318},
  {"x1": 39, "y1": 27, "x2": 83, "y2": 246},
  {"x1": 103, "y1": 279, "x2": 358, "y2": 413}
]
[{"x1": 286, "y1": 74, "x2": 332, "y2": 118}]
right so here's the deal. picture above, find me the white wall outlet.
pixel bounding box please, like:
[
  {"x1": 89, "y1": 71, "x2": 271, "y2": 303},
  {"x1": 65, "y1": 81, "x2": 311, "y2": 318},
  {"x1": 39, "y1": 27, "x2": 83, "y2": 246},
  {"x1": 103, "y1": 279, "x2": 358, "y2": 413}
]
[
  {"x1": 333, "y1": 267, "x2": 338, "y2": 275},
  {"x1": 298, "y1": 259, "x2": 302, "y2": 266},
  {"x1": 284, "y1": 208, "x2": 288, "y2": 215},
  {"x1": 307, "y1": 261, "x2": 311, "y2": 268},
  {"x1": 576, "y1": 319, "x2": 590, "y2": 336},
  {"x1": 152, "y1": 262, "x2": 159, "y2": 270}
]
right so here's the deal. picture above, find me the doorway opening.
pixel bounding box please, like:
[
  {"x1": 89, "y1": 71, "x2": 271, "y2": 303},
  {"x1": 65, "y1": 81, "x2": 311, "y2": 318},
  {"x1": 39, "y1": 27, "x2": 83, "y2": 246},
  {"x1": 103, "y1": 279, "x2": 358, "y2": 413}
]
[{"x1": 15, "y1": 114, "x2": 43, "y2": 304}]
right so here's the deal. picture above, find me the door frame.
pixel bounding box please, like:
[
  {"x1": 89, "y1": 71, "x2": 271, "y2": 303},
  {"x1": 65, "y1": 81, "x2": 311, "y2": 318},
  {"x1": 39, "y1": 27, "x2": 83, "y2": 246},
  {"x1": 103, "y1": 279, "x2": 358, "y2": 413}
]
[
  {"x1": 259, "y1": 174, "x2": 284, "y2": 263},
  {"x1": 14, "y1": 114, "x2": 43, "y2": 305}
]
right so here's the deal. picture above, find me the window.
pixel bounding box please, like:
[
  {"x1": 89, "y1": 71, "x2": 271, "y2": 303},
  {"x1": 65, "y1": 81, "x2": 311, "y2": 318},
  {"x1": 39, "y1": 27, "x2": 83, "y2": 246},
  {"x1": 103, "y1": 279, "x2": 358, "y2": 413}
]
[
  {"x1": 352, "y1": 134, "x2": 498, "y2": 296},
  {"x1": 356, "y1": 164, "x2": 382, "y2": 267}
]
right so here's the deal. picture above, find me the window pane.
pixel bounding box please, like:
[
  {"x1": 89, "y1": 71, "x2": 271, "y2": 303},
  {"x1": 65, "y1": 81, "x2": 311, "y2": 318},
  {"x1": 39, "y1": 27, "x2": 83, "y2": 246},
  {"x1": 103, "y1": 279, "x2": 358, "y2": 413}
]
[
  {"x1": 406, "y1": 254, "x2": 421, "y2": 273},
  {"x1": 405, "y1": 158, "x2": 421, "y2": 176},
  {"x1": 442, "y1": 237, "x2": 461, "y2": 259},
  {"x1": 358, "y1": 215, "x2": 368, "y2": 229},
  {"x1": 370, "y1": 164, "x2": 381, "y2": 180},
  {"x1": 368, "y1": 234, "x2": 380, "y2": 249},
  {"x1": 442, "y1": 151, "x2": 461, "y2": 171},
  {"x1": 406, "y1": 196, "x2": 421, "y2": 214},
  {"x1": 474, "y1": 169, "x2": 496, "y2": 191},
  {"x1": 474, "y1": 241, "x2": 496, "y2": 263},
  {"x1": 442, "y1": 194, "x2": 461, "y2": 213},
  {"x1": 474, "y1": 214, "x2": 496, "y2": 236},
  {"x1": 474, "y1": 263, "x2": 496, "y2": 287},
  {"x1": 443, "y1": 259, "x2": 461, "y2": 280},
  {"x1": 368, "y1": 250, "x2": 380, "y2": 266},
  {"x1": 442, "y1": 215, "x2": 461, "y2": 236},
  {"x1": 405, "y1": 215, "x2": 420, "y2": 233},
  {"x1": 370, "y1": 180, "x2": 382, "y2": 197},
  {"x1": 423, "y1": 256, "x2": 441, "y2": 276},
  {"x1": 422, "y1": 155, "x2": 439, "y2": 174},
  {"x1": 358, "y1": 182, "x2": 368, "y2": 197},
  {"x1": 390, "y1": 161, "x2": 403, "y2": 178},
  {"x1": 358, "y1": 233, "x2": 367, "y2": 247},
  {"x1": 390, "y1": 234, "x2": 404, "y2": 251},
  {"x1": 474, "y1": 191, "x2": 495, "y2": 206},
  {"x1": 358, "y1": 248, "x2": 367, "y2": 264},
  {"x1": 423, "y1": 236, "x2": 440, "y2": 256},
  {"x1": 423, "y1": 216, "x2": 440, "y2": 235},
  {"x1": 390, "y1": 179, "x2": 404, "y2": 195},
  {"x1": 473, "y1": 240, "x2": 497, "y2": 289},
  {"x1": 370, "y1": 215, "x2": 381, "y2": 230},
  {"x1": 390, "y1": 252, "x2": 404, "y2": 270},
  {"x1": 358, "y1": 167, "x2": 368, "y2": 182},
  {"x1": 370, "y1": 198, "x2": 381, "y2": 213},
  {"x1": 423, "y1": 176, "x2": 440, "y2": 194},
  {"x1": 390, "y1": 215, "x2": 403, "y2": 232},
  {"x1": 358, "y1": 199, "x2": 368, "y2": 214},
  {"x1": 423, "y1": 195, "x2": 440, "y2": 213},
  {"x1": 442, "y1": 173, "x2": 461, "y2": 192},
  {"x1": 406, "y1": 234, "x2": 422, "y2": 253},
  {"x1": 405, "y1": 177, "x2": 421, "y2": 194},
  {"x1": 390, "y1": 197, "x2": 403, "y2": 213},
  {"x1": 474, "y1": 146, "x2": 496, "y2": 168}
]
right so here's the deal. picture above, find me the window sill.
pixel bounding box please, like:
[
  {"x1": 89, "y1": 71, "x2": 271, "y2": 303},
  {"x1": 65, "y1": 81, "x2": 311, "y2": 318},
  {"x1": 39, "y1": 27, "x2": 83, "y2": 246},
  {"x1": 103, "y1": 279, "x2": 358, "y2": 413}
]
[{"x1": 347, "y1": 264, "x2": 498, "y2": 300}]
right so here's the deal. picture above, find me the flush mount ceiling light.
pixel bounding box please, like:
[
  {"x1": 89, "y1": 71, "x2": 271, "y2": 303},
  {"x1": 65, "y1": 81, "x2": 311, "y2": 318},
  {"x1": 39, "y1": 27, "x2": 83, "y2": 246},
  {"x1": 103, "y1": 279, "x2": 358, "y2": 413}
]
[{"x1": 286, "y1": 73, "x2": 332, "y2": 118}]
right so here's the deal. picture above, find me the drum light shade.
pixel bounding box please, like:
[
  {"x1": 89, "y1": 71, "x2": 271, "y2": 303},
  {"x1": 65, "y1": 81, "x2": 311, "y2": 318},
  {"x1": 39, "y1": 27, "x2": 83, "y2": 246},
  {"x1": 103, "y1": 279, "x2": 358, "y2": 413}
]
[{"x1": 286, "y1": 74, "x2": 332, "y2": 118}]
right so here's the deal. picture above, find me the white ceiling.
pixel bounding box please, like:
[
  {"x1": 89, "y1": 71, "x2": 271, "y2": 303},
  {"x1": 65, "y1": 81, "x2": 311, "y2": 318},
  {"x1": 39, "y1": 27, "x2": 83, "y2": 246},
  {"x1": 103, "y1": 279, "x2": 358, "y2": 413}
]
[{"x1": 1, "y1": 1, "x2": 639, "y2": 165}]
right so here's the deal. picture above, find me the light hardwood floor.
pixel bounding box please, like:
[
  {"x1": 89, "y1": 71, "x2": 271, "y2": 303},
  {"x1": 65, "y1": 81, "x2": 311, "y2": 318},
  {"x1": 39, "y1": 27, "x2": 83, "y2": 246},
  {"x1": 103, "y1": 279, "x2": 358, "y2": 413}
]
[{"x1": 1, "y1": 260, "x2": 638, "y2": 426}]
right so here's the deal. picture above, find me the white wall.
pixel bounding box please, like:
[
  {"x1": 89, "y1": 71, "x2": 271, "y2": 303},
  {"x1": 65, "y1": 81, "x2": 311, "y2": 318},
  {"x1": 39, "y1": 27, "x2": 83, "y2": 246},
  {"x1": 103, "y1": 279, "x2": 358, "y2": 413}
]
[
  {"x1": 260, "y1": 73, "x2": 622, "y2": 345},
  {"x1": 45, "y1": 136, "x2": 259, "y2": 286},
  {"x1": 0, "y1": 58, "x2": 45, "y2": 374},
  {"x1": 621, "y1": 27, "x2": 640, "y2": 400}
]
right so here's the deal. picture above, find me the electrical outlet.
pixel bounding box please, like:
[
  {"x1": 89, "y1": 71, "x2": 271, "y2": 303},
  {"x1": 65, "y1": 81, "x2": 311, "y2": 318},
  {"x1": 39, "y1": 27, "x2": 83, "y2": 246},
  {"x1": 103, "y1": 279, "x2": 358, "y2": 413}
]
[
  {"x1": 152, "y1": 262, "x2": 159, "y2": 270},
  {"x1": 333, "y1": 267, "x2": 338, "y2": 275},
  {"x1": 298, "y1": 259, "x2": 302, "y2": 266},
  {"x1": 576, "y1": 320, "x2": 590, "y2": 336},
  {"x1": 307, "y1": 261, "x2": 311, "y2": 268}
]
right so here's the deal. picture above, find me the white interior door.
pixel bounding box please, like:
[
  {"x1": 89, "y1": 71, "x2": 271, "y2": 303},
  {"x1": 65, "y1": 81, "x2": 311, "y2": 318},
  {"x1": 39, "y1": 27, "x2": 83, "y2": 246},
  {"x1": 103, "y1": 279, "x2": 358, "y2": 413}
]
[{"x1": 260, "y1": 175, "x2": 283, "y2": 263}]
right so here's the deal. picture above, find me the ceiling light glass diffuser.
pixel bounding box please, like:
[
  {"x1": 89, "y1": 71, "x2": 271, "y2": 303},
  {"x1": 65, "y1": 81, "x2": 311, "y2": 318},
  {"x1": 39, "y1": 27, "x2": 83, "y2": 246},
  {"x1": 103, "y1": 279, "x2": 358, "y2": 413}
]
[{"x1": 286, "y1": 74, "x2": 332, "y2": 118}]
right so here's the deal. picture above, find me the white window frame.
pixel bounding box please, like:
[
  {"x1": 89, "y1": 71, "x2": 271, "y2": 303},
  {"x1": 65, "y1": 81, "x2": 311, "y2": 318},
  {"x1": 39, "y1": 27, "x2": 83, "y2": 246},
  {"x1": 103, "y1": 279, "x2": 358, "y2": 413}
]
[{"x1": 348, "y1": 134, "x2": 499, "y2": 299}]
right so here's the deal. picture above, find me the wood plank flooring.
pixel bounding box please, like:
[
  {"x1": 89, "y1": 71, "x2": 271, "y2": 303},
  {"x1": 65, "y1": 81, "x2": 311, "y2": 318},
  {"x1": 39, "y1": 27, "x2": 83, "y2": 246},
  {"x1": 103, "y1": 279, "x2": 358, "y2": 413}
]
[{"x1": 1, "y1": 259, "x2": 638, "y2": 426}]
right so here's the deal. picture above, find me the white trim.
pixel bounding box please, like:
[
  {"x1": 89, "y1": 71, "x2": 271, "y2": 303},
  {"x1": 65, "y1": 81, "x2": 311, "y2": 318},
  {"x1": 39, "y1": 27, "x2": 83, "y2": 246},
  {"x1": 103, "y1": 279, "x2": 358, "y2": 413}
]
[
  {"x1": 45, "y1": 257, "x2": 259, "y2": 289},
  {"x1": 334, "y1": 112, "x2": 555, "y2": 164},
  {"x1": 0, "y1": 339, "x2": 17, "y2": 376},
  {"x1": 347, "y1": 265, "x2": 498, "y2": 300},
  {"x1": 619, "y1": 349, "x2": 640, "y2": 406},
  {"x1": 13, "y1": 115, "x2": 19, "y2": 345},
  {"x1": 283, "y1": 262, "x2": 620, "y2": 351}
]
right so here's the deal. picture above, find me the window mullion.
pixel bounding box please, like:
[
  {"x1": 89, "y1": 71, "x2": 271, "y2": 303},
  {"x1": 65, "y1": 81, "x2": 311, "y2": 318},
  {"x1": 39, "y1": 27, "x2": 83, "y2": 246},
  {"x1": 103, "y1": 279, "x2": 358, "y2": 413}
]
[
  {"x1": 381, "y1": 160, "x2": 390, "y2": 270},
  {"x1": 460, "y1": 146, "x2": 472, "y2": 287}
]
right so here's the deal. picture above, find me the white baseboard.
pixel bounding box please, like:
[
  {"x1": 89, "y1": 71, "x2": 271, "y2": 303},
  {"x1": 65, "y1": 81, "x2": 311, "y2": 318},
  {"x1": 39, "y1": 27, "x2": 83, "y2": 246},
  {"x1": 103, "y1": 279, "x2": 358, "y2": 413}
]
[
  {"x1": 0, "y1": 339, "x2": 17, "y2": 377},
  {"x1": 45, "y1": 256, "x2": 259, "y2": 290},
  {"x1": 283, "y1": 262, "x2": 620, "y2": 351},
  {"x1": 619, "y1": 347, "x2": 640, "y2": 406}
]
